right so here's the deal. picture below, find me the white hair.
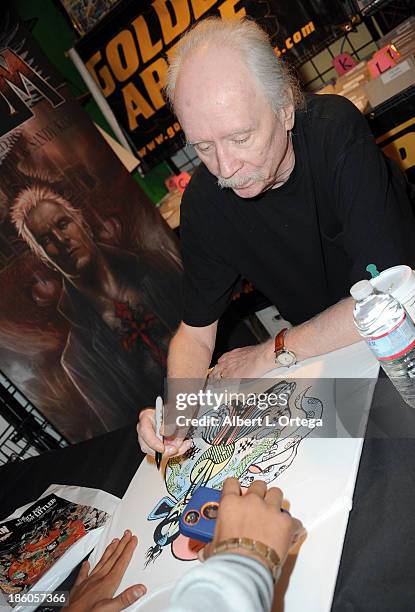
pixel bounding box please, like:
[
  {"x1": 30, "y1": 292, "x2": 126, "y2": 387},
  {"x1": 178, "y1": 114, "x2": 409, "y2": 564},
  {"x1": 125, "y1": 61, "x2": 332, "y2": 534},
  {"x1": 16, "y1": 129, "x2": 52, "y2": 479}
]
[
  {"x1": 10, "y1": 186, "x2": 89, "y2": 263},
  {"x1": 165, "y1": 17, "x2": 304, "y2": 113}
]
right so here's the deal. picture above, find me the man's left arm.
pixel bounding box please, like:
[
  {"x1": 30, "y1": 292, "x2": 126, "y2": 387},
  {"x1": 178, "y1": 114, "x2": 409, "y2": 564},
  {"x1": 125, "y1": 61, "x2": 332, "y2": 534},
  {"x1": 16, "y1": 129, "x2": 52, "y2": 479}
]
[
  {"x1": 215, "y1": 297, "x2": 358, "y2": 377},
  {"x1": 283, "y1": 296, "x2": 359, "y2": 360}
]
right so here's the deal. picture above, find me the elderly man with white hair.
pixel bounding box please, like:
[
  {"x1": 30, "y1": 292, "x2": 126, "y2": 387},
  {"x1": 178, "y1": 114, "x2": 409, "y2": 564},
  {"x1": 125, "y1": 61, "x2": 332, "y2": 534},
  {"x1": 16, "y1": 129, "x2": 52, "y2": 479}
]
[{"x1": 138, "y1": 16, "x2": 414, "y2": 458}]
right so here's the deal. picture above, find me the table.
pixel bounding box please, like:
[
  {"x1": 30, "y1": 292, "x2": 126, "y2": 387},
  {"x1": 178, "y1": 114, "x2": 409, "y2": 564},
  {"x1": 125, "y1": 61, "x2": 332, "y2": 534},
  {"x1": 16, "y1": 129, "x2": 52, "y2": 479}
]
[{"x1": 1, "y1": 375, "x2": 415, "y2": 611}]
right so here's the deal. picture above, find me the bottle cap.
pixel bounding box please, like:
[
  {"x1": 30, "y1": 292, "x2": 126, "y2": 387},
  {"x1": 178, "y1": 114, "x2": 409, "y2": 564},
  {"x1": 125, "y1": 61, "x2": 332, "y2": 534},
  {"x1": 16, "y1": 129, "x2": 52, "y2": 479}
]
[
  {"x1": 350, "y1": 280, "x2": 373, "y2": 301},
  {"x1": 371, "y1": 265, "x2": 415, "y2": 305}
]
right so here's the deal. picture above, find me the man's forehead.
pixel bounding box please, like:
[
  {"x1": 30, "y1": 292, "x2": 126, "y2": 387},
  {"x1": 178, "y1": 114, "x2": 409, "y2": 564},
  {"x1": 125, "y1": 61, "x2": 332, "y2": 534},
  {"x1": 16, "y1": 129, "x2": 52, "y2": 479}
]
[
  {"x1": 187, "y1": 124, "x2": 255, "y2": 145},
  {"x1": 175, "y1": 54, "x2": 269, "y2": 141},
  {"x1": 180, "y1": 93, "x2": 261, "y2": 145},
  {"x1": 27, "y1": 200, "x2": 68, "y2": 230}
]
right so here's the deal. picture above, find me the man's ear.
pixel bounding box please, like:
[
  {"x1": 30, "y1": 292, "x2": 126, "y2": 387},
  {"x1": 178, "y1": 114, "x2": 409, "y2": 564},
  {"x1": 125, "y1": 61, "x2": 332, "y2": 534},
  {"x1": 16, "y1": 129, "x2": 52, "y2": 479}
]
[{"x1": 279, "y1": 103, "x2": 295, "y2": 131}]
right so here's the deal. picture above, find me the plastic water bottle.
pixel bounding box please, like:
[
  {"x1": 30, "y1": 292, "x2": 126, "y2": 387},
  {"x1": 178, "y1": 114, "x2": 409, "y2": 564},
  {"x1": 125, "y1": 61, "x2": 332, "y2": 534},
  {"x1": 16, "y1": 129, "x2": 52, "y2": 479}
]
[
  {"x1": 371, "y1": 265, "x2": 415, "y2": 324},
  {"x1": 350, "y1": 279, "x2": 415, "y2": 408}
]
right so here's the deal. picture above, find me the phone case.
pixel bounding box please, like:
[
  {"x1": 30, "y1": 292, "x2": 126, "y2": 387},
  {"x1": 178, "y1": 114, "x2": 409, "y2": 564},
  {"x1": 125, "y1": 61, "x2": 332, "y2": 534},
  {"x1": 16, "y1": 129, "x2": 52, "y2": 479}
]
[{"x1": 179, "y1": 486, "x2": 221, "y2": 543}]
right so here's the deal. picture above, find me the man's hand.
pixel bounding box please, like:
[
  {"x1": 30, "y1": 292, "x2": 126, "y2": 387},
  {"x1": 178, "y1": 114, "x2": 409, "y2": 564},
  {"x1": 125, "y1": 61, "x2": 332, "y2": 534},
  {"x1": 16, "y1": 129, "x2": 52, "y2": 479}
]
[
  {"x1": 137, "y1": 408, "x2": 192, "y2": 458},
  {"x1": 212, "y1": 341, "x2": 275, "y2": 379},
  {"x1": 201, "y1": 478, "x2": 303, "y2": 571},
  {"x1": 67, "y1": 530, "x2": 146, "y2": 612}
]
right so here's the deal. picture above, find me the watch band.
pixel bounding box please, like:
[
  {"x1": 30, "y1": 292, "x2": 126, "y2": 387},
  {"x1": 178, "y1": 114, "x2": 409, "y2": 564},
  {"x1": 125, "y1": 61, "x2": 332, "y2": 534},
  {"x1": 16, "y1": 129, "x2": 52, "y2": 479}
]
[
  {"x1": 210, "y1": 537, "x2": 281, "y2": 582},
  {"x1": 274, "y1": 328, "x2": 288, "y2": 355},
  {"x1": 274, "y1": 328, "x2": 297, "y2": 367}
]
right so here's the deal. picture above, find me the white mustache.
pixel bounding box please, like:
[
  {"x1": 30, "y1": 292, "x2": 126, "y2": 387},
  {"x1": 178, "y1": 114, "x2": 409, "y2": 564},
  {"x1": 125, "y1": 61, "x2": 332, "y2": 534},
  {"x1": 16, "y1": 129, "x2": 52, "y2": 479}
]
[{"x1": 217, "y1": 170, "x2": 265, "y2": 189}]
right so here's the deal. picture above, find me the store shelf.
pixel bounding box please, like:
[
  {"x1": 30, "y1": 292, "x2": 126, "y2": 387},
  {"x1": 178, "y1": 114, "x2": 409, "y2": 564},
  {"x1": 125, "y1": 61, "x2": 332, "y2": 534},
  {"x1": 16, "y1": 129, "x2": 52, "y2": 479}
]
[{"x1": 0, "y1": 370, "x2": 68, "y2": 465}]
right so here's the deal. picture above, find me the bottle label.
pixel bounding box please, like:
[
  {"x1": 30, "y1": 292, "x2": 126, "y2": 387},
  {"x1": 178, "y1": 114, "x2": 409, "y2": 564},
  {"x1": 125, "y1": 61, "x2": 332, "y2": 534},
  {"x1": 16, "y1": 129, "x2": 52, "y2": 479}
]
[{"x1": 367, "y1": 313, "x2": 415, "y2": 361}]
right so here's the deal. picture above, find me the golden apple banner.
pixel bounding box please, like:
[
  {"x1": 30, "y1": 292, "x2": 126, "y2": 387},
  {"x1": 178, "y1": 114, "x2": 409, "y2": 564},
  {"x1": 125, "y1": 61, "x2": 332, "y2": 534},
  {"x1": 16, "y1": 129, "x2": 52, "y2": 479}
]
[{"x1": 75, "y1": 0, "x2": 351, "y2": 169}]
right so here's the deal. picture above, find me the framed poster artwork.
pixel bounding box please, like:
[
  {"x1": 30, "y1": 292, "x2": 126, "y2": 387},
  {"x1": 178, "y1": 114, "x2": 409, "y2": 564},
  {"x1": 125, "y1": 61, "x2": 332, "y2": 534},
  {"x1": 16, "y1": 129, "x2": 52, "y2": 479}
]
[
  {"x1": 355, "y1": 0, "x2": 394, "y2": 16},
  {"x1": 57, "y1": 0, "x2": 120, "y2": 36}
]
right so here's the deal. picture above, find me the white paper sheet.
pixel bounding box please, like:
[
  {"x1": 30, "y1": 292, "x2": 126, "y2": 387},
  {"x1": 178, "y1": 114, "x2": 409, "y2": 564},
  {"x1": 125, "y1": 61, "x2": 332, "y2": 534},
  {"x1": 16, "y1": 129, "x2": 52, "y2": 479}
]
[{"x1": 90, "y1": 341, "x2": 379, "y2": 612}]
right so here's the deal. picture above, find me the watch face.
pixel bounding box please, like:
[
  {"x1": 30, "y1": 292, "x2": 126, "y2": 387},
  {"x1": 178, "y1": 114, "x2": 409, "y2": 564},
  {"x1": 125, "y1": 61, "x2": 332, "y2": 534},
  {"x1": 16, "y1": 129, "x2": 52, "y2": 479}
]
[{"x1": 277, "y1": 351, "x2": 295, "y2": 367}]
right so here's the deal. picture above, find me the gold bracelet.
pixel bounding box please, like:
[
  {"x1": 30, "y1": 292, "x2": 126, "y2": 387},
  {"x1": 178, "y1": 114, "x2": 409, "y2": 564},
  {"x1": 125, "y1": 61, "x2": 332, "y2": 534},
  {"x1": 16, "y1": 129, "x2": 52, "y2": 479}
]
[{"x1": 210, "y1": 537, "x2": 281, "y2": 582}]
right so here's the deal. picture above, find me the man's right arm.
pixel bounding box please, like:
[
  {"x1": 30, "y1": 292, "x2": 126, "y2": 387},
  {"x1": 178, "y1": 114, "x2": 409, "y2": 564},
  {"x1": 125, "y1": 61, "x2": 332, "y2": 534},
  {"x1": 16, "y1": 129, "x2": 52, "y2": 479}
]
[
  {"x1": 168, "y1": 320, "x2": 217, "y2": 378},
  {"x1": 137, "y1": 320, "x2": 217, "y2": 456}
]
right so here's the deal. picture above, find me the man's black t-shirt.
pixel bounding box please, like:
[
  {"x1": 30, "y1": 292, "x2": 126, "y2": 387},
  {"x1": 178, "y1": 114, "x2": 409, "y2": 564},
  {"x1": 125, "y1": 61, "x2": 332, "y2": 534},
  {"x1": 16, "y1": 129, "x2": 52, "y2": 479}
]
[{"x1": 180, "y1": 94, "x2": 415, "y2": 327}]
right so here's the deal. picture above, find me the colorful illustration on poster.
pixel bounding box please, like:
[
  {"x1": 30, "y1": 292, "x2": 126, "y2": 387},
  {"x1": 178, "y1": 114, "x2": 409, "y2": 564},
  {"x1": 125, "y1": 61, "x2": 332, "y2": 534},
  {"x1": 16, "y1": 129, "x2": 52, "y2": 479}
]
[
  {"x1": 145, "y1": 381, "x2": 323, "y2": 565},
  {"x1": 0, "y1": 7, "x2": 182, "y2": 442}
]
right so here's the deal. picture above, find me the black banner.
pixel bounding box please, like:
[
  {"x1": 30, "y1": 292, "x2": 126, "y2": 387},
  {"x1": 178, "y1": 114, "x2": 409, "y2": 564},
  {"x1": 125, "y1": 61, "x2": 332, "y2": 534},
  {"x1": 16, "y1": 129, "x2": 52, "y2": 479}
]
[{"x1": 75, "y1": 0, "x2": 351, "y2": 169}]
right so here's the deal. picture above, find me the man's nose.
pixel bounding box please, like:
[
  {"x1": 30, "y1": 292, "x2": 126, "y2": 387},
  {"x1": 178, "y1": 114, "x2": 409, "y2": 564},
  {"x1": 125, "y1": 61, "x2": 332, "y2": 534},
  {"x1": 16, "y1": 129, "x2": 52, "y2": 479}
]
[
  {"x1": 52, "y1": 229, "x2": 68, "y2": 245},
  {"x1": 216, "y1": 147, "x2": 242, "y2": 179}
]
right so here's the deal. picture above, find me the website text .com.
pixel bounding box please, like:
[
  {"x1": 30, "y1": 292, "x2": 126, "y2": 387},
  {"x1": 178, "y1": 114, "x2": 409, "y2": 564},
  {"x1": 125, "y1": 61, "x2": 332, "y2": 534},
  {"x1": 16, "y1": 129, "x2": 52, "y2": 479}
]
[{"x1": 274, "y1": 21, "x2": 316, "y2": 57}]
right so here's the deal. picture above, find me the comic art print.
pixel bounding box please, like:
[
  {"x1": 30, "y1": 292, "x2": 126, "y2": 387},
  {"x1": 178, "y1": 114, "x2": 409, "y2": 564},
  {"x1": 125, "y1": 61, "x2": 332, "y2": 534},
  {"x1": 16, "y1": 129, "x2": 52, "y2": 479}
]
[
  {"x1": 87, "y1": 343, "x2": 380, "y2": 612},
  {"x1": 0, "y1": 495, "x2": 108, "y2": 599},
  {"x1": 145, "y1": 379, "x2": 325, "y2": 565}
]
